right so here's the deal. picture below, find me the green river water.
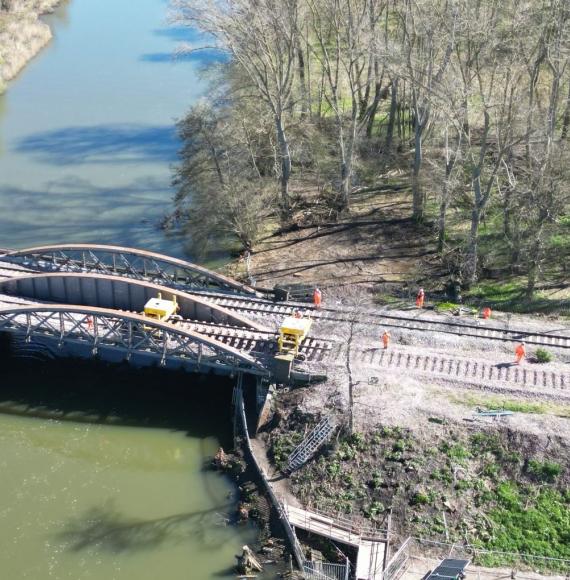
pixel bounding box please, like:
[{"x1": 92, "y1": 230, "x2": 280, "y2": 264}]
[
  {"x1": 0, "y1": 0, "x2": 268, "y2": 578},
  {"x1": 0, "y1": 344, "x2": 261, "y2": 579}
]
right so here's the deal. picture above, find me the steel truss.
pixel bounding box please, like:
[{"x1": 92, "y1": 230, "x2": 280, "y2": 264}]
[
  {"x1": 0, "y1": 305, "x2": 269, "y2": 376},
  {"x1": 2, "y1": 244, "x2": 257, "y2": 295}
]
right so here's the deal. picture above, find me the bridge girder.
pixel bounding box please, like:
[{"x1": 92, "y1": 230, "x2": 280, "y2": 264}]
[
  {"x1": 0, "y1": 305, "x2": 270, "y2": 377},
  {"x1": 1, "y1": 244, "x2": 258, "y2": 296}
]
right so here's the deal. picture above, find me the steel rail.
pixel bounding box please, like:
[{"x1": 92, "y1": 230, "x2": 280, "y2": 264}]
[{"x1": 201, "y1": 295, "x2": 570, "y2": 350}]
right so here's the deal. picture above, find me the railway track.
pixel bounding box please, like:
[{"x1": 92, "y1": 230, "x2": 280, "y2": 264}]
[
  {"x1": 0, "y1": 294, "x2": 333, "y2": 364},
  {"x1": 201, "y1": 294, "x2": 570, "y2": 350},
  {"x1": 1, "y1": 254, "x2": 568, "y2": 351},
  {"x1": 338, "y1": 345, "x2": 570, "y2": 392},
  {"x1": 176, "y1": 320, "x2": 333, "y2": 362}
]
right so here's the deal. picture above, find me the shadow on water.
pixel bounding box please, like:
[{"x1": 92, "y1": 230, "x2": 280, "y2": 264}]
[
  {"x1": 140, "y1": 50, "x2": 228, "y2": 64},
  {"x1": 14, "y1": 124, "x2": 178, "y2": 165},
  {"x1": 57, "y1": 501, "x2": 235, "y2": 554},
  {"x1": 152, "y1": 27, "x2": 205, "y2": 42},
  {"x1": 0, "y1": 336, "x2": 237, "y2": 446},
  {"x1": 0, "y1": 177, "x2": 185, "y2": 253}
]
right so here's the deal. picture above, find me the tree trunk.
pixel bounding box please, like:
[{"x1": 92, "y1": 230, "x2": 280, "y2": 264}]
[
  {"x1": 437, "y1": 180, "x2": 448, "y2": 253},
  {"x1": 297, "y1": 45, "x2": 308, "y2": 119},
  {"x1": 465, "y1": 207, "x2": 481, "y2": 286},
  {"x1": 412, "y1": 123, "x2": 424, "y2": 222},
  {"x1": 561, "y1": 82, "x2": 570, "y2": 139},
  {"x1": 385, "y1": 78, "x2": 398, "y2": 152},
  {"x1": 275, "y1": 115, "x2": 291, "y2": 216},
  {"x1": 365, "y1": 79, "x2": 382, "y2": 138}
]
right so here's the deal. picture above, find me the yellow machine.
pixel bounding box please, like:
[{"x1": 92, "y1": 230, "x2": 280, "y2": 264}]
[
  {"x1": 142, "y1": 293, "x2": 180, "y2": 326},
  {"x1": 278, "y1": 315, "x2": 312, "y2": 356}
]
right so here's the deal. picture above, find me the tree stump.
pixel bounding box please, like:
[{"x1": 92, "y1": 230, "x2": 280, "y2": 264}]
[{"x1": 235, "y1": 545, "x2": 263, "y2": 575}]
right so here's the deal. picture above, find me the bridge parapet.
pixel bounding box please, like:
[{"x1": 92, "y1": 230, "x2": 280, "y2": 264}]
[{"x1": 1, "y1": 244, "x2": 258, "y2": 296}]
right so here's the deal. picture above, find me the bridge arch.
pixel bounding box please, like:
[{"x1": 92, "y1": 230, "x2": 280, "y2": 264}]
[
  {"x1": 0, "y1": 273, "x2": 269, "y2": 331},
  {"x1": 0, "y1": 305, "x2": 270, "y2": 376},
  {"x1": 1, "y1": 244, "x2": 258, "y2": 295}
]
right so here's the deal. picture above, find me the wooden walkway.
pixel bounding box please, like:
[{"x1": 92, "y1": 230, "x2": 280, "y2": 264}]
[{"x1": 282, "y1": 503, "x2": 386, "y2": 580}]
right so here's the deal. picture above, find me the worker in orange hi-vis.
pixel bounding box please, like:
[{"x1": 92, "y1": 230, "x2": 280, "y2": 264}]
[
  {"x1": 482, "y1": 306, "x2": 492, "y2": 320},
  {"x1": 313, "y1": 287, "x2": 322, "y2": 309},
  {"x1": 415, "y1": 287, "x2": 425, "y2": 309},
  {"x1": 382, "y1": 330, "x2": 391, "y2": 349},
  {"x1": 515, "y1": 342, "x2": 526, "y2": 365},
  {"x1": 86, "y1": 315, "x2": 94, "y2": 330}
]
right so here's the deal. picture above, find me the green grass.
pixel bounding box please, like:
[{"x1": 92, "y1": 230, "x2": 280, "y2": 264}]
[
  {"x1": 535, "y1": 347, "x2": 554, "y2": 363},
  {"x1": 455, "y1": 279, "x2": 570, "y2": 315},
  {"x1": 475, "y1": 485, "x2": 570, "y2": 569},
  {"x1": 446, "y1": 392, "x2": 570, "y2": 418}
]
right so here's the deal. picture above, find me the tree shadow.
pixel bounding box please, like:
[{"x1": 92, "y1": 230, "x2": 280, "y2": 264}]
[
  {"x1": 140, "y1": 50, "x2": 227, "y2": 65},
  {"x1": 0, "y1": 177, "x2": 186, "y2": 254},
  {"x1": 153, "y1": 27, "x2": 205, "y2": 43},
  {"x1": 56, "y1": 501, "x2": 234, "y2": 554},
  {"x1": 14, "y1": 124, "x2": 179, "y2": 165}
]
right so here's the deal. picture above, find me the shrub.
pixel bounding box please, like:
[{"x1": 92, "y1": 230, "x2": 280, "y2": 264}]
[
  {"x1": 411, "y1": 491, "x2": 430, "y2": 506},
  {"x1": 527, "y1": 459, "x2": 562, "y2": 482},
  {"x1": 535, "y1": 348, "x2": 553, "y2": 363}
]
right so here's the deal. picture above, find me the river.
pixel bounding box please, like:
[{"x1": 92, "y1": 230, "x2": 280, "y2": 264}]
[
  {"x1": 0, "y1": 1, "x2": 265, "y2": 578},
  {"x1": 0, "y1": 0, "x2": 208, "y2": 256}
]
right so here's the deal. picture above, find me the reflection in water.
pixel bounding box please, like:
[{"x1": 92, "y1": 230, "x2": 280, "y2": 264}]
[{"x1": 58, "y1": 501, "x2": 233, "y2": 554}]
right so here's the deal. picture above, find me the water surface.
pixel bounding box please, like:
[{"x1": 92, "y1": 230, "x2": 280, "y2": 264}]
[
  {"x1": 0, "y1": 350, "x2": 258, "y2": 579},
  {"x1": 0, "y1": 0, "x2": 207, "y2": 256}
]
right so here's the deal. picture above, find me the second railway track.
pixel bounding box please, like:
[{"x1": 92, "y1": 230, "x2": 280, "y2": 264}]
[{"x1": 200, "y1": 294, "x2": 570, "y2": 350}]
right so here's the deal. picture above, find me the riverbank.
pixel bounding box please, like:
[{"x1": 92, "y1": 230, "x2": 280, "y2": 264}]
[{"x1": 0, "y1": 0, "x2": 61, "y2": 92}]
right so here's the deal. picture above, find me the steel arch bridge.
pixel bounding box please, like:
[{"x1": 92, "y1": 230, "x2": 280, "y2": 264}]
[
  {"x1": 1, "y1": 244, "x2": 258, "y2": 296},
  {"x1": 0, "y1": 272, "x2": 268, "y2": 331},
  {"x1": 0, "y1": 305, "x2": 270, "y2": 377}
]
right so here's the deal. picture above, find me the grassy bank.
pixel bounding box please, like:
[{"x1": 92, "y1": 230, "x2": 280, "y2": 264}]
[{"x1": 268, "y1": 410, "x2": 570, "y2": 572}]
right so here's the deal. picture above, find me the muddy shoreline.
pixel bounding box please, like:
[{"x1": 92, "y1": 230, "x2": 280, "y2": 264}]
[{"x1": 0, "y1": 0, "x2": 62, "y2": 91}]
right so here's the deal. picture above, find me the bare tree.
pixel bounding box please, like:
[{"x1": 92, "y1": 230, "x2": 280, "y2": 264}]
[
  {"x1": 172, "y1": 0, "x2": 298, "y2": 217},
  {"x1": 452, "y1": 0, "x2": 526, "y2": 285},
  {"x1": 396, "y1": 0, "x2": 456, "y2": 222},
  {"x1": 305, "y1": 0, "x2": 385, "y2": 212}
]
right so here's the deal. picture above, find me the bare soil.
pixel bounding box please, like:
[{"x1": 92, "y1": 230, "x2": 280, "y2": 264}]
[{"x1": 243, "y1": 183, "x2": 439, "y2": 290}]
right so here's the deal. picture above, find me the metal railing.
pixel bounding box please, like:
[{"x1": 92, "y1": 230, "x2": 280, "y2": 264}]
[
  {"x1": 300, "y1": 503, "x2": 388, "y2": 542},
  {"x1": 382, "y1": 537, "x2": 570, "y2": 578},
  {"x1": 382, "y1": 537, "x2": 412, "y2": 580},
  {"x1": 303, "y1": 560, "x2": 351, "y2": 580}
]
